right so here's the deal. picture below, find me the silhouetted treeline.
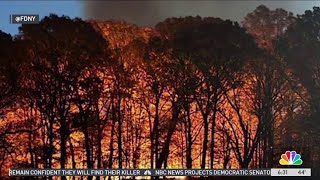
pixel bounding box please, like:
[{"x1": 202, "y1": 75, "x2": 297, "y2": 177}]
[{"x1": 0, "y1": 5, "x2": 320, "y2": 180}]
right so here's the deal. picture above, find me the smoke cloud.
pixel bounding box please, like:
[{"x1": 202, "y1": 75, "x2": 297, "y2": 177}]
[
  {"x1": 84, "y1": 1, "x2": 320, "y2": 27},
  {"x1": 84, "y1": 1, "x2": 162, "y2": 26}
]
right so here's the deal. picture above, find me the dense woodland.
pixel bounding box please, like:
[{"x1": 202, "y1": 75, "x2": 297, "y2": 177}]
[{"x1": 0, "y1": 5, "x2": 320, "y2": 179}]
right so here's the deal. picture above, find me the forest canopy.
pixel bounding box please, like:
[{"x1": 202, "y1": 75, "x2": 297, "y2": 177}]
[{"x1": 0, "y1": 5, "x2": 320, "y2": 179}]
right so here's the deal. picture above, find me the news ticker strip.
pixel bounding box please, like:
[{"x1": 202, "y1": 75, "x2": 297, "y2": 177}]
[{"x1": 9, "y1": 168, "x2": 311, "y2": 177}]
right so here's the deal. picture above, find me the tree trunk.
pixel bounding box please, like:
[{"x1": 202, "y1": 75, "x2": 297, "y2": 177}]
[
  {"x1": 60, "y1": 119, "x2": 67, "y2": 180},
  {"x1": 210, "y1": 101, "x2": 218, "y2": 169},
  {"x1": 97, "y1": 129, "x2": 102, "y2": 180},
  {"x1": 48, "y1": 117, "x2": 54, "y2": 170},
  {"x1": 69, "y1": 140, "x2": 76, "y2": 180},
  {"x1": 149, "y1": 113, "x2": 154, "y2": 169},
  {"x1": 84, "y1": 125, "x2": 93, "y2": 180},
  {"x1": 156, "y1": 99, "x2": 180, "y2": 168},
  {"x1": 154, "y1": 97, "x2": 160, "y2": 167},
  {"x1": 96, "y1": 102, "x2": 103, "y2": 180},
  {"x1": 117, "y1": 108, "x2": 122, "y2": 169},
  {"x1": 108, "y1": 115, "x2": 115, "y2": 180},
  {"x1": 186, "y1": 106, "x2": 192, "y2": 169},
  {"x1": 201, "y1": 113, "x2": 208, "y2": 169}
]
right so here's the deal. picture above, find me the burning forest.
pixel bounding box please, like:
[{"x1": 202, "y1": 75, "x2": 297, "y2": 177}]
[{"x1": 0, "y1": 5, "x2": 320, "y2": 180}]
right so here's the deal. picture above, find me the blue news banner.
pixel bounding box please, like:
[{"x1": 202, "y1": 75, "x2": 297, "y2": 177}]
[{"x1": 8, "y1": 168, "x2": 312, "y2": 177}]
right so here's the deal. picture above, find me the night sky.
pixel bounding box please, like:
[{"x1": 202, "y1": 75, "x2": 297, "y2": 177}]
[{"x1": 1, "y1": 1, "x2": 320, "y2": 35}]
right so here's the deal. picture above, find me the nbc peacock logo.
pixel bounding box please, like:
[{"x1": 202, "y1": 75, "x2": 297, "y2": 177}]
[{"x1": 279, "y1": 151, "x2": 303, "y2": 165}]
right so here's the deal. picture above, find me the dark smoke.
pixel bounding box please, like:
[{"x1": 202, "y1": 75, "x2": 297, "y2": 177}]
[
  {"x1": 84, "y1": 1, "x2": 162, "y2": 26},
  {"x1": 84, "y1": 1, "x2": 320, "y2": 27}
]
